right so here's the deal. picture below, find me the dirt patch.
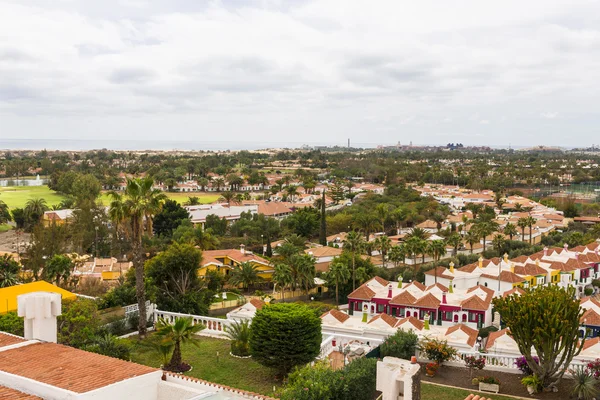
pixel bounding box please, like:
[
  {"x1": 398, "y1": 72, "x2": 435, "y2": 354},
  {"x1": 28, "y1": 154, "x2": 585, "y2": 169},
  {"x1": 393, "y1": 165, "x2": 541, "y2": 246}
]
[
  {"x1": 0, "y1": 229, "x2": 30, "y2": 253},
  {"x1": 421, "y1": 365, "x2": 573, "y2": 399}
]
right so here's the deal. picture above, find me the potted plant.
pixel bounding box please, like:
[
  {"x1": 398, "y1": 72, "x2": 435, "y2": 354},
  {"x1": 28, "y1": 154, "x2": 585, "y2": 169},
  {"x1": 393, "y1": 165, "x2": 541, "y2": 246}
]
[
  {"x1": 478, "y1": 376, "x2": 500, "y2": 394},
  {"x1": 471, "y1": 377, "x2": 480, "y2": 386},
  {"x1": 521, "y1": 375, "x2": 541, "y2": 395},
  {"x1": 425, "y1": 362, "x2": 439, "y2": 377}
]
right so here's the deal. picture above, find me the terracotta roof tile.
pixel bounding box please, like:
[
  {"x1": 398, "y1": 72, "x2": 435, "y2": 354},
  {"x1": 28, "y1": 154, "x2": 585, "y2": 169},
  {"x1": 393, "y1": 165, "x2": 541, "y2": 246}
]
[
  {"x1": 424, "y1": 267, "x2": 454, "y2": 279},
  {"x1": 503, "y1": 287, "x2": 525, "y2": 298},
  {"x1": 201, "y1": 249, "x2": 270, "y2": 267},
  {"x1": 0, "y1": 386, "x2": 41, "y2": 399},
  {"x1": 581, "y1": 296, "x2": 600, "y2": 309},
  {"x1": 467, "y1": 285, "x2": 495, "y2": 299},
  {"x1": 480, "y1": 271, "x2": 525, "y2": 283},
  {"x1": 0, "y1": 343, "x2": 157, "y2": 393},
  {"x1": 548, "y1": 261, "x2": 577, "y2": 272},
  {"x1": 461, "y1": 295, "x2": 491, "y2": 311},
  {"x1": 368, "y1": 313, "x2": 398, "y2": 327},
  {"x1": 458, "y1": 263, "x2": 478, "y2": 273},
  {"x1": 413, "y1": 293, "x2": 441, "y2": 309},
  {"x1": 347, "y1": 285, "x2": 376, "y2": 301},
  {"x1": 304, "y1": 247, "x2": 343, "y2": 258},
  {"x1": 321, "y1": 309, "x2": 350, "y2": 323},
  {"x1": 405, "y1": 281, "x2": 426, "y2": 291},
  {"x1": 583, "y1": 336, "x2": 600, "y2": 351},
  {"x1": 249, "y1": 299, "x2": 265, "y2": 310},
  {"x1": 369, "y1": 276, "x2": 390, "y2": 286},
  {"x1": 514, "y1": 263, "x2": 547, "y2": 276},
  {"x1": 582, "y1": 309, "x2": 600, "y2": 326},
  {"x1": 389, "y1": 291, "x2": 417, "y2": 306},
  {"x1": 426, "y1": 283, "x2": 449, "y2": 292},
  {"x1": 0, "y1": 332, "x2": 25, "y2": 347},
  {"x1": 485, "y1": 328, "x2": 508, "y2": 351},
  {"x1": 446, "y1": 324, "x2": 479, "y2": 347},
  {"x1": 395, "y1": 316, "x2": 424, "y2": 331}
]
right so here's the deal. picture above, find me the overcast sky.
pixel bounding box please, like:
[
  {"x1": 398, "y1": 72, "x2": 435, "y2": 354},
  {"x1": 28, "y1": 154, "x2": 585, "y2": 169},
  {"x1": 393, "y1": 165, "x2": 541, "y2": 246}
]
[{"x1": 1, "y1": 0, "x2": 600, "y2": 149}]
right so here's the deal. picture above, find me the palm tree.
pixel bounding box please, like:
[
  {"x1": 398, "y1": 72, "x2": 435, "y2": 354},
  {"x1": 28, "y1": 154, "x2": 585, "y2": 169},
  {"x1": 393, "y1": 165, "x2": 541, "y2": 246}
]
[
  {"x1": 392, "y1": 207, "x2": 407, "y2": 235},
  {"x1": 284, "y1": 234, "x2": 306, "y2": 249},
  {"x1": 156, "y1": 317, "x2": 204, "y2": 371},
  {"x1": 224, "y1": 320, "x2": 251, "y2": 357},
  {"x1": 446, "y1": 232, "x2": 462, "y2": 256},
  {"x1": 229, "y1": 262, "x2": 263, "y2": 292},
  {"x1": 353, "y1": 213, "x2": 380, "y2": 243},
  {"x1": 328, "y1": 260, "x2": 350, "y2": 305},
  {"x1": 213, "y1": 177, "x2": 225, "y2": 191},
  {"x1": 503, "y1": 222, "x2": 518, "y2": 241},
  {"x1": 197, "y1": 178, "x2": 209, "y2": 192},
  {"x1": 0, "y1": 200, "x2": 11, "y2": 224},
  {"x1": 220, "y1": 192, "x2": 235, "y2": 207},
  {"x1": 285, "y1": 185, "x2": 299, "y2": 204},
  {"x1": 24, "y1": 198, "x2": 48, "y2": 226},
  {"x1": 375, "y1": 235, "x2": 392, "y2": 267},
  {"x1": 388, "y1": 244, "x2": 406, "y2": 268},
  {"x1": 272, "y1": 263, "x2": 292, "y2": 302},
  {"x1": 275, "y1": 242, "x2": 301, "y2": 263},
  {"x1": 375, "y1": 203, "x2": 390, "y2": 233},
  {"x1": 427, "y1": 240, "x2": 447, "y2": 263},
  {"x1": 431, "y1": 213, "x2": 445, "y2": 231},
  {"x1": 184, "y1": 196, "x2": 201, "y2": 206},
  {"x1": 517, "y1": 217, "x2": 528, "y2": 242},
  {"x1": 0, "y1": 254, "x2": 19, "y2": 288},
  {"x1": 343, "y1": 231, "x2": 364, "y2": 291},
  {"x1": 295, "y1": 254, "x2": 316, "y2": 294},
  {"x1": 474, "y1": 220, "x2": 499, "y2": 252},
  {"x1": 526, "y1": 216, "x2": 537, "y2": 244},
  {"x1": 492, "y1": 234, "x2": 506, "y2": 256},
  {"x1": 405, "y1": 236, "x2": 427, "y2": 270},
  {"x1": 109, "y1": 177, "x2": 166, "y2": 338},
  {"x1": 465, "y1": 203, "x2": 484, "y2": 219},
  {"x1": 405, "y1": 227, "x2": 430, "y2": 240},
  {"x1": 465, "y1": 230, "x2": 479, "y2": 253}
]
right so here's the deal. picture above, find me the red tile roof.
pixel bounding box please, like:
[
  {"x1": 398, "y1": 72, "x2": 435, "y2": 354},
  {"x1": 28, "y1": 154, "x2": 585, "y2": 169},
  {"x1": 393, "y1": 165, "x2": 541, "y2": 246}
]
[
  {"x1": 0, "y1": 332, "x2": 25, "y2": 347},
  {"x1": 582, "y1": 309, "x2": 600, "y2": 326},
  {"x1": 201, "y1": 249, "x2": 270, "y2": 267},
  {"x1": 0, "y1": 386, "x2": 41, "y2": 399},
  {"x1": 368, "y1": 313, "x2": 398, "y2": 328},
  {"x1": 424, "y1": 267, "x2": 454, "y2": 279},
  {"x1": 485, "y1": 328, "x2": 508, "y2": 351},
  {"x1": 413, "y1": 293, "x2": 441, "y2": 309},
  {"x1": 466, "y1": 285, "x2": 495, "y2": 299},
  {"x1": 583, "y1": 336, "x2": 600, "y2": 351},
  {"x1": 405, "y1": 281, "x2": 426, "y2": 291},
  {"x1": 426, "y1": 283, "x2": 449, "y2": 292},
  {"x1": 321, "y1": 309, "x2": 350, "y2": 323},
  {"x1": 502, "y1": 287, "x2": 525, "y2": 298},
  {"x1": 458, "y1": 263, "x2": 478, "y2": 273},
  {"x1": 369, "y1": 276, "x2": 390, "y2": 286},
  {"x1": 389, "y1": 291, "x2": 417, "y2": 306},
  {"x1": 0, "y1": 343, "x2": 157, "y2": 393},
  {"x1": 347, "y1": 285, "x2": 376, "y2": 301},
  {"x1": 395, "y1": 316, "x2": 424, "y2": 331},
  {"x1": 514, "y1": 263, "x2": 547, "y2": 276},
  {"x1": 461, "y1": 295, "x2": 491, "y2": 311},
  {"x1": 446, "y1": 324, "x2": 479, "y2": 347},
  {"x1": 249, "y1": 299, "x2": 265, "y2": 310},
  {"x1": 480, "y1": 271, "x2": 525, "y2": 283}
]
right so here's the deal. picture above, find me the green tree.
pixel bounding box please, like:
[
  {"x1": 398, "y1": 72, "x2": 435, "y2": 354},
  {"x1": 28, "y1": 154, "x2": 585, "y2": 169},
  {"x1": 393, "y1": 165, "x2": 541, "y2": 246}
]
[
  {"x1": 327, "y1": 259, "x2": 350, "y2": 305},
  {"x1": 492, "y1": 234, "x2": 507, "y2": 257},
  {"x1": 153, "y1": 199, "x2": 189, "y2": 237},
  {"x1": 446, "y1": 232, "x2": 462, "y2": 256},
  {"x1": 375, "y1": 235, "x2": 392, "y2": 267},
  {"x1": 474, "y1": 220, "x2": 499, "y2": 251},
  {"x1": 225, "y1": 320, "x2": 251, "y2": 357},
  {"x1": 229, "y1": 261, "x2": 263, "y2": 292},
  {"x1": 58, "y1": 298, "x2": 101, "y2": 348},
  {"x1": 388, "y1": 244, "x2": 406, "y2": 267},
  {"x1": 24, "y1": 198, "x2": 49, "y2": 230},
  {"x1": 517, "y1": 217, "x2": 528, "y2": 242},
  {"x1": 87, "y1": 333, "x2": 131, "y2": 360},
  {"x1": 343, "y1": 231, "x2": 364, "y2": 291},
  {"x1": 11, "y1": 208, "x2": 25, "y2": 229},
  {"x1": 172, "y1": 220, "x2": 219, "y2": 250},
  {"x1": 156, "y1": 316, "x2": 204, "y2": 372},
  {"x1": 503, "y1": 222, "x2": 518, "y2": 241},
  {"x1": 493, "y1": 285, "x2": 584, "y2": 390},
  {"x1": 319, "y1": 190, "x2": 327, "y2": 246},
  {"x1": 250, "y1": 303, "x2": 321, "y2": 376},
  {"x1": 273, "y1": 263, "x2": 293, "y2": 302},
  {"x1": 72, "y1": 174, "x2": 101, "y2": 204},
  {"x1": 146, "y1": 242, "x2": 211, "y2": 315},
  {"x1": 43, "y1": 254, "x2": 73, "y2": 287},
  {"x1": 283, "y1": 207, "x2": 320, "y2": 238},
  {"x1": 0, "y1": 200, "x2": 11, "y2": 224},
  {"x1": 0, "y1": 312, "x2": 24, "y2": 336},
  {"x1": 380, "y1": 329, "x2": 419, "y2": 359},
  {"x1": 0, "y1": 254, "x2": 20, "y2": 288}
]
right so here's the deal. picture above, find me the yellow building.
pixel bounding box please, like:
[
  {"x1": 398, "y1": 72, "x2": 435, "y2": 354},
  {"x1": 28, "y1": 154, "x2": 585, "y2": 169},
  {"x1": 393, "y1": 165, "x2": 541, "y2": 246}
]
[
  {"x1": 0, "y1": 281, "x2": 77, "y2": 314},
  {"x1": 42, "y1": 210, "x2": 73, "y2": 227},
  {"x1": 199, "y1": 246, "x2": 273, "y2": 280}
]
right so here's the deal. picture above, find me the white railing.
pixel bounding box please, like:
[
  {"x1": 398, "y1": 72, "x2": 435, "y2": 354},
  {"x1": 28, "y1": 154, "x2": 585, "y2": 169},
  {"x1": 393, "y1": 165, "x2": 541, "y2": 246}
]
[
  {"x1": 319, "y1": 336, "x2": 335, "y2": 359},
  {"x1": 154, "y1": 310, "x2": 233, "y2": 336},
  {"x1": 416, "y1": 350, "x2": 590, "y2": 376},
  {"x1": 125, "y1": 300, "x2": 151, "y2": 315},
  {"x1": 318, "y1": 333, "x2": 384, "y2": 359}
]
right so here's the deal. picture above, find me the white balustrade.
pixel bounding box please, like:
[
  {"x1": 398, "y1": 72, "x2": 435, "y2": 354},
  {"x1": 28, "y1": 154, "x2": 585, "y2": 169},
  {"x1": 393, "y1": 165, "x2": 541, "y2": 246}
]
[{"x1": 154, "y1": 309, "x2": 233, "y2": 336}]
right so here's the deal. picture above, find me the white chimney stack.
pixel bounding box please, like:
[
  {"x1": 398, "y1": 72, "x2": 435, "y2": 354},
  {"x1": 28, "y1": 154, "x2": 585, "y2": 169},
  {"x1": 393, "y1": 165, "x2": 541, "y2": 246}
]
[
  {"x1": 17, "y1": 292, "x2": 62, "y2": 343},
  {"x1": 240, "y1": 244, "x2": 245, "y2": 255}
]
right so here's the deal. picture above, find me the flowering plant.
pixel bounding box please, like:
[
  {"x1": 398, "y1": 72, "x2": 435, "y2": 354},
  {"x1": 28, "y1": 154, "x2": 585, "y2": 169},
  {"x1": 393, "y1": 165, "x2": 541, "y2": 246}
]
[
  {"x1": 425, "y1": 362, "x2": 439, "y2": 375},
  {"x1": 464, "y1": 355, "x2": 485, "y2": 377},
  {"x1": 515, "y1": 356, "x2": 539, "y2": 375},
  {"x1": 419, "y1": 338, "x2": 458, "y2": 365},
  {"x1": 586, "y1": 358, "x2": 600, "y2": 379},
  {"x1": 478, "y1": 376, "x2": 500, "y2": 385}
]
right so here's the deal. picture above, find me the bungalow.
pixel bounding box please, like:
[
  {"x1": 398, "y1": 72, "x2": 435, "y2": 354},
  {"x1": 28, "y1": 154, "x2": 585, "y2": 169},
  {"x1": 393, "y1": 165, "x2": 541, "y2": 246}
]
[
  {"x1": 199, "y1": 245, "x2": 273, "y2": 280},
  {"x1": 43, "y1": 209, "x2": 74, "y2": 226}
]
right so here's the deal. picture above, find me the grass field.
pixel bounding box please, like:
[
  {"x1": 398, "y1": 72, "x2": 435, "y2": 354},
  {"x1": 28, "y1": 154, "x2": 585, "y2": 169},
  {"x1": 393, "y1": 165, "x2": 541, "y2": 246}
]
[
  {"x1": 422, "y1": 383, "x2": 518, "y2": 400},
  {"x1": 0, "y1": 224, "x2": 12, "y2": 233},
  {"x1": 0, "y1": 186, "x2": 65, "y2": 209},
  {"x1": 0, "y1": 185, "x2": 221, "y2": 210},
  {"x1": 128, "y1": 336, "x2": 278, "y2": 396}
]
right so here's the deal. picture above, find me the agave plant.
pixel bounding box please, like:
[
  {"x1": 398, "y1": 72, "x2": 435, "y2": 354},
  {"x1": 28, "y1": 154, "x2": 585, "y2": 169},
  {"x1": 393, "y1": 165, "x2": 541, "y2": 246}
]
[
  {"x1": 225, "y1": 320, "x2": 251, "y2": 357},
  {"x1": 571, "y1": 369, "x2": 598, "y2": 400}
]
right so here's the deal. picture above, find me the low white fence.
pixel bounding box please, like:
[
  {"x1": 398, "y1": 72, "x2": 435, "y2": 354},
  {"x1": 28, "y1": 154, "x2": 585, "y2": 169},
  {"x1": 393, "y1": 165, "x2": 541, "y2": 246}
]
[
  {"x1": 154, "y1": 309, "x2": 234, "y2": 337},
  {"x1": 416, "y1": 350, "x2": 589, "y2": 376},
  {"x1": 318, "y1": 333, "x2": 383, "y2": 359}
]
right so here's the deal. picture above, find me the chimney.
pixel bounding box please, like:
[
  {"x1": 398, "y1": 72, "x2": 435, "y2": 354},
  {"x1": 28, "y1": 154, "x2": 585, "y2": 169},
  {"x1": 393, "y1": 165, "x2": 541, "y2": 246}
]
[
  {"x1": 442, "y1": 292, "x2": 447, "y2": 304},
  {"x1": 503, "y1": 253, "x2": 508, "y2": 263},
  {"x1": 543, "y1": 247, "x2": 548, "y2": 257},
  {"x1": 17, "y1": 292, "x2": 61, "y2": 343},
  {"x1": 536, "y1": 259, "x2": 540, "y2": 266},
  {"x1": 576, "y1": 252, "x2": 579, "y2": 260},
  {"x1": 564, "y1": 243, "x2": 569, "y2": 252},
  {"x1": 387, "y1": 284, "x2": 393, "y2": 298},
  {"x1": 240, "y1": 244, "x2": 245, "y2": 255},
  {"x1": 448, "y1": 280, "x2": 453, "y2": 293},
  {"x1": 478, "y1": 256, "x2": 483, "y2": 269},
  {"x1": 510, "y1": 263, "x2": 515, "y2": 273},
  {"x1": 449, "y1": 262, "x2": 455, "y2": 273}
]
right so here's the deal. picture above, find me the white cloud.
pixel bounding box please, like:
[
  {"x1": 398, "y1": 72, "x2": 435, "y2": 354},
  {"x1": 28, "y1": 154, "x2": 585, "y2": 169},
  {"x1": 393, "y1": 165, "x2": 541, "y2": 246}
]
[{"x1": 0, "y1": 0, "x2": 599, "y2": 147}]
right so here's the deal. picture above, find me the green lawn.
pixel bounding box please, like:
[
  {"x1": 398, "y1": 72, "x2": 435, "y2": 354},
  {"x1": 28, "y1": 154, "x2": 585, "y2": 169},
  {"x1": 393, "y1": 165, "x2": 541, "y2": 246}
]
[
  {"x1": 211, "y1": 292, "x2": 243, "y2": 303},
  {"x1": 422, "y1": 382, "x2": 519, "y2": 400},
  {"x1": 0, "y1": 186, "x2": 66, "y2": 209},
  {"x1": 128, "y1": 336, "x2": 279, "y2": 396},
  {"x1": 0, "y1": 224, "x2": 12, "y2": 233},
  {"x1": 97, "y1": 191, "x2": 221, "y2": 206},
  {"x1": 0, "y1": 185, "x2": 221, "y2": 210}
]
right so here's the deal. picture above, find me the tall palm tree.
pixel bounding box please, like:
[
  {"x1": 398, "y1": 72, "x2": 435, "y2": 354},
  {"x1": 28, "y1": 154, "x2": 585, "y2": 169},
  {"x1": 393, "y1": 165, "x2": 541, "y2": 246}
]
[
  {"x1": 405, "y1": 227, "x2": 430, "y2": 240},
  {"x1": 295, "y1": 254, "x2": 316, "y2": 294},
  {"x1": 285, "y1": 185, "x2": 299, "y2": 204},
  {"x1": 220, "y1": 192, "x2": 235, "y2": 207},
  {"x1": 465, "y1": 230, "x2": 479, "y2": 253},
  {"x1": 353, "y1": 213, "x2": 380, "y2": 243},
  {"x1": 405, "y1": 236, "x2": 427, "y2": 270},
  {"x1": 375, "y1": 235, "x2": 392, "y2": 267},
  {"x1": 446, "y1": 232, "x2": 462, "y2": 256},
  {"x1": 328, "y1": 260, "x2": 350, "y2": 305},
  {"x1": 375, "y1": 203, "x2": 390, "y2": 234},
  {"x1": 492, "y1": 234, "x2": 507, "y2": 256},
  {"x1": 388, "y1": 244, "x2": 406, "y2": 268},
  {"x1": 517, "y1": 217, "x2": 528, "y2": 242},
  {"x1": 24, "y1": 198, "x2": 48, "y2": 226},
  {"x1": 213, "y1": 177, "x2": 225, "y2": 191},
  {"x1": 392, "y1": 207, "x2": 407, "y2": 235},
  {"x1": 474, "y1": 220, "x2": 499, "y2": 252},
  {"x1": 343, "y1": 231, "x2": 364, "y2": 291},
  {"x1": 229, "y1": 262, "x2": 263, "y2": 292},
  {"x1": 503, "y1": 222, "x2": 518, "y2": 241},
  {"x1": 109, "y1": 177, "x2": 166, "y2": 338},
  {"x1": 272, "y1": 263, "x2": 292, "y2": 302},
  {"x1": 0, "y1": 200, "x2": 11, "y2": 224},
  {"x1": 156, "y1": 317, "x2": 204, "y2": 371},
  {"x1": 526, "y1": 216, "x2": 537, "y2": 244},
  {"x1": 427, "y1": 240, "x2": 447, "y2": 263}
]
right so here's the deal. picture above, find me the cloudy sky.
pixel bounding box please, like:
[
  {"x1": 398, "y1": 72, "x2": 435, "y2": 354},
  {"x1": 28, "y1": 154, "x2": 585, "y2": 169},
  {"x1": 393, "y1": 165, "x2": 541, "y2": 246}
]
[{"x1": 1, "y1": 0, "x2": 600, "y2": 149}]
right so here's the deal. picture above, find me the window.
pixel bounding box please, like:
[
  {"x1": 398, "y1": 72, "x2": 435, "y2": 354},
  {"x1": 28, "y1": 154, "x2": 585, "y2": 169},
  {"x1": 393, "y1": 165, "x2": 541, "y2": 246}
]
[
  {"x1": 356, "y1": 301, "x2": 363, "y2": 311},
  {"x1": 377, "y1": 304, "x2": 385, "y2": 313},
  {"x1": 444, "y1": 311, "x2": 453, "y2": 321},
  {"x1": 484, "y1": 282, "x2": 488, "y2": 287},
  {"x1": 398, "y1": 308, "x2": 405, "y2": 317}
]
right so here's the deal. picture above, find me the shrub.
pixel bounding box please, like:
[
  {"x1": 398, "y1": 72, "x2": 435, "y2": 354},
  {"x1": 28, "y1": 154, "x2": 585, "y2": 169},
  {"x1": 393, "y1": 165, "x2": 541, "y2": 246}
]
[
  {"x1": 585, "y1": 358, "x2": 600, "y2": 379},
  {"x1": 478, "y1": 325, "x2": 498, "y2": 339},
  {"x1": 585, "y1": 288, "x2": 594, "y2": 296},
  {"x1": 0, "y1": 312, "x2": 24, "y2": 336},
  {"x1": 281, "y1": 357, "x2": 377, "y2": 400},
  {"x1": 380, "y1": 329, "x2": 418, "y2": 360},
  {"x1": 419, "y1": 338, "x2": 457, "y2": 365},
  {"x1": 478, "y1": 376, "x2": 500, "y2": 385},
  {"x1": 592, "y1": 279, "x2": 600, "y2": 289},
  {"x1": 86, "y1": 333, "x2": 131, "y2": 360},
  {"x1": 250, "y1": 303, "x2": 321, "y2": 376},
  {"x1": 515, "y1": 356, "x2": 539, "y2": 375},
  {"x1": 225, "y1": 320, "x2": 250, "y2": 357},
  {"x1": 464, "y1": 355, "x2": 486, "y2": 378}
]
